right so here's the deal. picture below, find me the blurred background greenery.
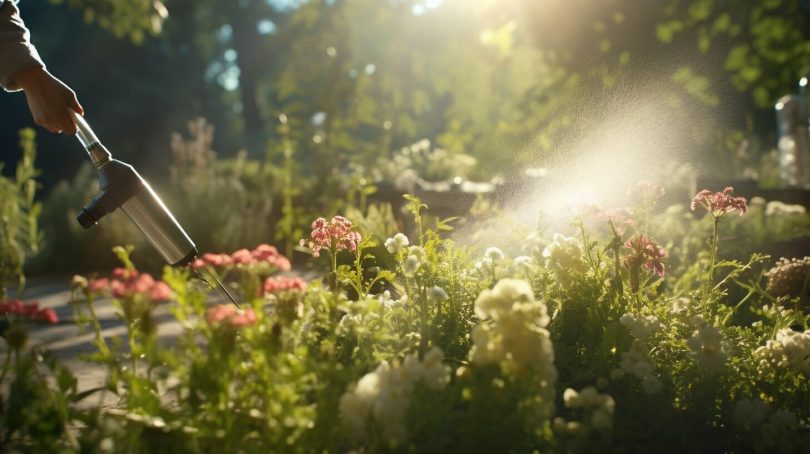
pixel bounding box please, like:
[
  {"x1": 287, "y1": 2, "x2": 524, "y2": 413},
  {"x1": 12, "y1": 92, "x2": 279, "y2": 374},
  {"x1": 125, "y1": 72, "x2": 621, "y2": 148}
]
[{"x1": 2, "y1": 0, "x2": 810, "y2": 273}]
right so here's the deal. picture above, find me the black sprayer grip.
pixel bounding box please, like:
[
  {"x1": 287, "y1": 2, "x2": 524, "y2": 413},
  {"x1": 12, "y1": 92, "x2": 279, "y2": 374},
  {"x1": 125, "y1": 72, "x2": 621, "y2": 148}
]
[{"x1": 76, "y1": 193, "x2": 109, "y2": 229}]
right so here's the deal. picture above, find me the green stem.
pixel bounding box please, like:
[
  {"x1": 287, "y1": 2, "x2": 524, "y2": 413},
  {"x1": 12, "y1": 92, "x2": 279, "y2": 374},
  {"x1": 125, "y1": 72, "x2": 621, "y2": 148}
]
[
  {"x1": 86, "y1": 295, "x2": 111, "y2": 356},
  {"x1": 0, "y1": 347, "x2": 12, "y2": 385},
  {"x1": 707, "y1": 216, "x2": 719, "y2": 295},
  {"x1": 330, "y1": 250, "x2": 338, "y2": 292},
  {"x1": 419, "y1": 282, "x2": 427, "y2": 356}
]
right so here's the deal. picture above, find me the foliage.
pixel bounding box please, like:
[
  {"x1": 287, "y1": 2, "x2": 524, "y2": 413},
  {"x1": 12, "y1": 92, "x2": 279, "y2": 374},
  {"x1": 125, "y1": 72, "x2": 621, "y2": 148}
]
[
  {"x1": 167, "y1": 118, "x2": 277, "y2": 255},
  {"x1": 5, "y1": 185, "x2": 810, "y2": 451},
  {"x1": 0, "y1": 129, "x2": 41, "y2": 298},
  {"x1": 48, "y1": 0, "x2": 168, "y2": 44}
]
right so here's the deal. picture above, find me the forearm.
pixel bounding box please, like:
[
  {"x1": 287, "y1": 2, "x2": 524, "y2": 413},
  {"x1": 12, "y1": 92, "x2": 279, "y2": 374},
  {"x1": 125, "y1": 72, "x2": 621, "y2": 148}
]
[{"x1": 0, "y1": 0, "x2": 44, "y2": 92}]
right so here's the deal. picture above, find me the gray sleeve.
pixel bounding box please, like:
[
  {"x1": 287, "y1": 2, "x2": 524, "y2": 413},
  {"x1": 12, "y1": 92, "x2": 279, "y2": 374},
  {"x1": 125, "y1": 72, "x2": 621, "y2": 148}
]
[{"x1": 0, "y1": 0, "x2": 45, "y2": 92}]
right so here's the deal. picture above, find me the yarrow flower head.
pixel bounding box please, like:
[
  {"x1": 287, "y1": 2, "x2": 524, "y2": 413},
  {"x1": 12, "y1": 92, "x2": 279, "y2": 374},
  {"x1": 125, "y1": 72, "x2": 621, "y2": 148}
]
[
  {"x1": 0, "y1": 299, "x2": 58, "y2": 324},
  {"x1": 690, "y1": 187, "x2": 747, "y2": 217},
  {"x1": 300, "y1": 216, "x2": 361, "y2": 258},
  {"x1": 262, "y1": 276, "x2": 307, "y2": 295},
  {"x1": 88, "y1": 268, "x2": 173, "y2": 302},
  {"x1": 192, "y1": 244, "x2": 291, "y2": 272},
  {"x1": 754, "y1": 328, "x2": 810, "y2": 376},
  {"x1": 620, "y1": 313, "x2": 661, "y2": 341},
  {"x1": 470, "y1": 279, "x2": 557, "y2": 419},
  {"x1": 542, "y1": 234, "x2": 587, "y2": 285},
  {"x1": 402, "y1": 254, "x2": 421, "y2": 277},
  {"x1": 338, "y1": 347, "x2": 450, "y2": 443},
  {"x1": 384, "y1": 233, "x2": 410, "y2": 254},
  {"x1": 622, "y1": 235, "x2": 665, "y2": 292},
  {"x1": 687, "y1": 316, "x2": 730, "y2": 375},
  {"x1": 206, "y1": 304, "x2": 257, "y2": 328},
  {"x1": 429, "y1": 286, "x2": 448, "y2": 302},
  {"x1": 622, "y1": 235, "x2": 665, "y2": 277},
  {"x1": 562, "y1": 386, "x2": 616, "y2": 431},
  {"x1": 615, "y1": 339, "x2": 662, "y2": 395}
]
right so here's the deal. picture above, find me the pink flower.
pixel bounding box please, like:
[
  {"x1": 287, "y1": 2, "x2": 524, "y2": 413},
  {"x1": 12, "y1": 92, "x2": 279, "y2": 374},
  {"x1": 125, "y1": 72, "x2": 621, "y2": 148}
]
[
  {"x1": 300, "y1": 215, "x2": 361, "y2": 258},
  {"x1": 0, "y1": 299, "x2": 58, "y2": 324},
  {"x1": 39, "y1": 308, "x2": 58, "y2": 324},
  {"x1": 622, "y1": 235, "x2": 666, "y2": 277},
  {"x1": 230, "y1": 310, "x2": 257, "y2": 327},
  {"x1": 87, "y1": 269, "x2": 174, "y2": 302},
  {"x1": 132, "y1": 274, "x2": 155, "y2": 294},
  {"x1": 250, "y1": 244, "x2": 292, "y2": 271},
  {"x1": 252, "y1": 244, "x2": 279, "y2": 260},
  {"x1": 150, "y1": 282, "x2": 174, "y2": 302},
  {"x1": 262, "y1": 276, "x2": 307, "y2": 295},
  {"x1": 230, "y1": 248, "x2": 255, "y2": 265},
  {"x1": 192, "y1": 245, "x2": 291, "y2": 273},
  {"x1": 89, "y1": 277, "x2": 110, "y2": 293},
  {"x1": 690, "y1": 187, "x2": 747, "y2": 217},
  {"x1": 206, "y1": 304, "x2": 257, "y2": 328},
  {"x1": 206, "y1": 304, "x2": 236, "y2": 323},
  {"x1": 622, "y1": 235, "x2": 666, "y2": 292}
]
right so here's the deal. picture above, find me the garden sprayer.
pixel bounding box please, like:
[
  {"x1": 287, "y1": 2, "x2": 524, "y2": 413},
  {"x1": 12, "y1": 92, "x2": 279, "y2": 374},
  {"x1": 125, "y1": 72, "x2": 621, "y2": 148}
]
[{"x1": 69, "y1": 110, "x2": 240, "y2": 307}]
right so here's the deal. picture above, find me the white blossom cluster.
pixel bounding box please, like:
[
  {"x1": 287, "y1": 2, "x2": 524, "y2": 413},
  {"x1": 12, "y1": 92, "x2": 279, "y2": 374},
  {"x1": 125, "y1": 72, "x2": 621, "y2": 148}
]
[
  {"x1": 732, "y1": 398, "x2": 810, "y2": 452},
  {"x1": 402, "y1": 246, "x2": 425, "y2": 277},
  {"x1": 671, "y1": 297, "x2": 691, "y2": 314},
  {"x1": 612, "y1": 340, "x2": 662, "y2": 395},
  {"x1": 429, "y1": 285, "x2": 448, "y2": 302},
  {"x1": 612, "y1": 313, "x2": 662, "y2": 394},
  {"x1": 469, "y1": 279, "x2": 557, "y2": 411},
  {"x1": 619, "y1": 313, "x2": 662, "y2": 341},
  {"x1": 687, "y1": 316, "x2": 730, "y2": 374},
  {"x1": 375, "y1": 290, "x2": 407, "y2": 309},
  {"x1": 765, "y1": 201, "x2": 807, "y2": 216},
  {"x1": 754, "y1": 329, "x2": 810, "y2": 376},
  {"x1": 560, "y1": 386, "x2": 616, "y2": 431},
  {"x1": 475, "y1": 247, "x2": 505, "y2": 275},
  {"x1": 384, "y1": 233, "x2": 410, "y2": 254},
  {"x1": 339, "y1": 347, "x2": 451, "y2": 443},
  {"x1": 541, "y1": 234, "x2": 587, "y2": 284}
]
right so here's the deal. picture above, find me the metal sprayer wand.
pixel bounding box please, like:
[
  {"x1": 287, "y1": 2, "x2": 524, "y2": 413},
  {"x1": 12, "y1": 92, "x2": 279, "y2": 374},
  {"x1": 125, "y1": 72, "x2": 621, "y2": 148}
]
[{"x1": 70, "y1": 109, "x2": 243, "y2": 308}]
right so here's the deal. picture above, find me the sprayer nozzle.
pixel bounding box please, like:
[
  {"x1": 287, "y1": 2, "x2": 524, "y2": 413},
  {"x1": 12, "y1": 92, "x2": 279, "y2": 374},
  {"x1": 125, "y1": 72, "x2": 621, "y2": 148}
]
[{"x1": 193, "y1": 268, "x2": 242, "y2": 308}]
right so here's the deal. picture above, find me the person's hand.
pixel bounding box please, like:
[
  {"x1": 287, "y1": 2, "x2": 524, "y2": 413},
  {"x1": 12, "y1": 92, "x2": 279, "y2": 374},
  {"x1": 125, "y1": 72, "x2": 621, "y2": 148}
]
[{"x1": 14, "y1": 67, "x2": 83, "y2": 134}]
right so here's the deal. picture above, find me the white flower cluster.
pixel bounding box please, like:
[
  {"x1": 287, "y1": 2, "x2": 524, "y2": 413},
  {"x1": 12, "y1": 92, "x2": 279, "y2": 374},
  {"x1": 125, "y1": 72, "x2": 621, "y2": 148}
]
[
  {"x1": 402, "y1": 246, "x2": 425, "y2": 277},
  {"x1": 671, "y1": 297, "x2": 691, "y2": 314},
  {"x1": 384, "y1": 233, "x2": 410, "y2": 253},
  {"x1": 612, "y1": 313, "x2": 662, "y2": 394},
  {"x1": 619, "y1": 313, "x2": 661, "y2": 341},
  {"x1": 612, "y1": 340, "x2": 662, "y2": 395},
  {"x1": 339, "y1": 347, "x2": 451, "y2": 443},
  {"x1": 687, "y1": 316, "x2": 730, "y2": 374},
  {"x1": 560, "y1": 386, "x2": 616, "y2": 431},
  {"x1": 754, "y1": 329, "x2": 810, "y2": 376},
  {"x1": 732, "y1": 398, "x2": 810, "y2": 452},
  {"x1": 541, "y1": 234, "x2": 587, "y2": 283},
  {"x1": 376, "y1": 290, "x2": 407, "y2": 309},
  {"x1": 765, "y1": 200, "x2": 807, "y2": 216},
  {"x1": 429, "y1": 285, "x2": 448, "y2": 302},
  {"x1": 475, "y1": 247, "x2": 505, "y2": 275},
  {"x1": 513, "y1": 255, "x2": 533, "y2": 269},
  {"x1": 469, "y1": 279, "x2": 557, "y2": 413}
]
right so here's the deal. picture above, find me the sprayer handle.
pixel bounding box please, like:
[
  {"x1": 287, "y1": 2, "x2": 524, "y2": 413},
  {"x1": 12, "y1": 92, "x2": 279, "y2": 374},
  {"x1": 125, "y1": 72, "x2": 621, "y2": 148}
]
[
  {"x1": 69, "y1": 108, "x2": 99, "y2": 148},
  {"x1": 70, "y1": 109, "x2": 111, "y2": 166}
]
